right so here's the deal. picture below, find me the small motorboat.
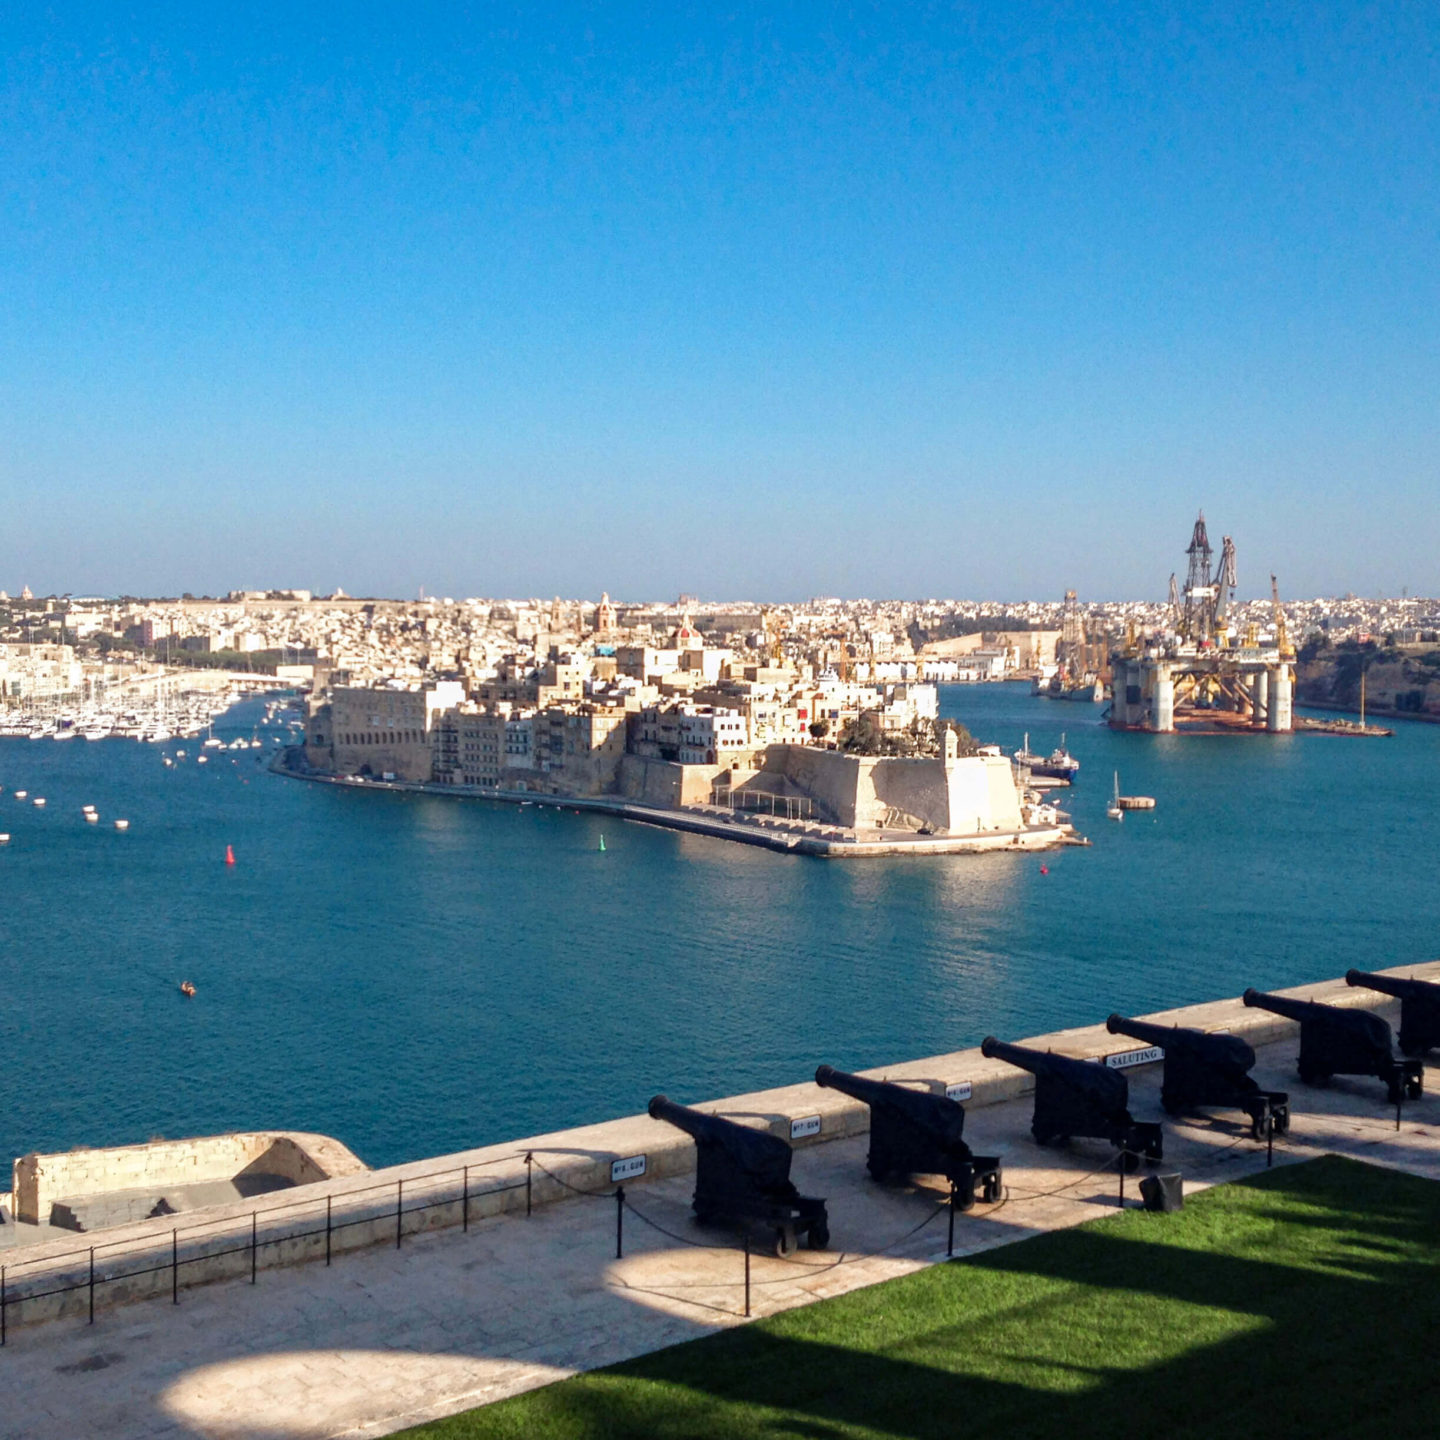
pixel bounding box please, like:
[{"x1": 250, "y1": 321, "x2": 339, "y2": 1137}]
[
  {"x1": 114, "y1": 818, "x2": 130, "y2": 830},
  {"x1": 1107, "y1": 772, "x2": 1124, "y2": 821}
]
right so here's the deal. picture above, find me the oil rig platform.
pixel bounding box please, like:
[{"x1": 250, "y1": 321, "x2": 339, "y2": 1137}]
[{"x1": 1110, "y1": 513, "x2": 1295, "y2": 734}]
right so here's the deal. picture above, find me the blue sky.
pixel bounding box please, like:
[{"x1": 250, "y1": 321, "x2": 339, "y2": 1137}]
[{"x1": 2, "y1": 3, "x2": 1437, "y2": 601}]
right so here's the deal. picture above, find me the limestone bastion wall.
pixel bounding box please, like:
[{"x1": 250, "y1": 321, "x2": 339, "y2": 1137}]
[{"x1": 6, "y1": 961, "x2": 1438, "y2": 1328}]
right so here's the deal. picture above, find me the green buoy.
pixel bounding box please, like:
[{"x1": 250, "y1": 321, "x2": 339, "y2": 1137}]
[{"x1": 598, "y1": 834, "x2": 606, "y2": 852}]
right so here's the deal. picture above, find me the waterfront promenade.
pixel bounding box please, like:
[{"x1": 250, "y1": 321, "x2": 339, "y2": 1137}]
[{"x1": 4, "y1": 964, "x2": 1439, "y2": 1439}]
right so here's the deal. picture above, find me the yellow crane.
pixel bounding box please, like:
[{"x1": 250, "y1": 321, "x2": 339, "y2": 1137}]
[{"x1": 1270, "y1": 575, "x2": 1295, "y2": 660}]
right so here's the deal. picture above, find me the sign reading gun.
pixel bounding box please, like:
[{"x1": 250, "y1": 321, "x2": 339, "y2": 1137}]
[{"x1": 1106, "y1": 1015, "x2": 1290, "y2": 1141}]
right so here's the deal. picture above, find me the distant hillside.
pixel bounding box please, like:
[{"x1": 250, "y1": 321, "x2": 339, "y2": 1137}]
[{"x1": 1296, "y1": 642, "x2": 1440, "y2": 719}]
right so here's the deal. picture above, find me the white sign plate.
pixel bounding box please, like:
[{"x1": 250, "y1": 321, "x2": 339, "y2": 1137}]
[
  {"x1": 1105, "y1": 1045, "x2": 1164, "y2": 1070},
  {"x1": 945, "y1": 1081, "x2": 973, "y2": 1102},
  {"x1": 790, "y1": 1115, "x2": 822, "y2": 1140},
  {"x1": 610, "y1": 1154, "x2": 647, "y2": 1182}
]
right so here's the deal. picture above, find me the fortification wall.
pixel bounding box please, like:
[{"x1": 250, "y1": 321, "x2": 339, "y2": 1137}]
[
  {"x1": 13, "y1": 1131, "x2": 366, "y2": 1225},
  {"x1": 8, "y1": 963, "x2": 1437, "y2": 1329}
]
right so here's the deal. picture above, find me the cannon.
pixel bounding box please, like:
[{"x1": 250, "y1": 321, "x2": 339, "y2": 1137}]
[
  {"x1": 1106, "y1": 1014, "x2": 1290, "y2": 1140},
  {"x1": 814, "y1": 1065, "x2": 1002, "y2": 1207},
  {"x1": 1346, "y1": 970, "x2": 1440, "y2": 1057},
  {"x1": 648, "y1": 1095, "x2": 829, "y2": 1256},
  {"x1": 1242, "y1": 989, "x2": 1424, "y2": 1103},
  {"x1": 979, "y1": 1037, "x2": 1163, "y2": 1169}
]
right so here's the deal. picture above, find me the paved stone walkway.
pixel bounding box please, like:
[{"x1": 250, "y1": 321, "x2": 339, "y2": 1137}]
[{"x1": 3, "y1": 1031, "x2": 1437, "y2": 1440}]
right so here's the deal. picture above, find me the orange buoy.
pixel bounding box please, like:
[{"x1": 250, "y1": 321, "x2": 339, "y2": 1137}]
[
  {"x1": 180, "y1": 981, "x2": 196, "y2": 997},
  {"x1": 225, "y1": 844, "x2": 236, "y2": 865}
]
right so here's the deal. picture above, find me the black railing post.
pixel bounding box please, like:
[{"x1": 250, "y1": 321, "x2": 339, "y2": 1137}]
[
  {"x1": 89, "y1": 1246, "x2": 95, "y2": 1324},
  {"x1": 615, "y1": 1186, "x2": 625, "y2": 1260},
  {"x1": 172, "y1": 1230, "x2": 179, "y2": 1304},
  {"x1": 326, "y1": 1196, "x2": 333, "y2": 1265},
  {"x1": 947, "y1": 1185, "x2": 956, "y2": 1257},
  {"x1": 396, "y1": 1179, "x2": 404, "y2": 1249},
  {"x1": 1118, "y1": 1153, "x2": 1126, "y2": 1209},
  {"x1": 744, "y1": 1232, "x2": 751, "y2": 1317},
  {"x1": 251, "y1": 1213, "x2": 258, "y2": 1283},
  {"x1": 463, "y1": 1166, "x2": 469, "y2": 1232},
  {"x1": 1, "y1": 1264, "x2": 6, "y2": 1347},
  {"x1": 1267, "y1": 1108, "x2": 1275, "y2": 1169},
  {"x1": 526, "y1": 1152, "x2": 533, "y2": 1217}
]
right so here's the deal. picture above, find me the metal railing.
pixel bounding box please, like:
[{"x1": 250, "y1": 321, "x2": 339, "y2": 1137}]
[{"x1": 0, "y1": 1152, "x2": 539, "y2": 1343}]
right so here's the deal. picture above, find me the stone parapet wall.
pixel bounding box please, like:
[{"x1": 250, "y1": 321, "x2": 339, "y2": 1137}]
[
  {"x1": 13, "y1": 1131, "x2": 367, "y2": 1226},
  {"x1": 7, "y1": 961, "x2": 1435, "y2": 1329}
]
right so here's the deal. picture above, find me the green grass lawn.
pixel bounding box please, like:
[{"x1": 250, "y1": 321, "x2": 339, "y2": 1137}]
[{"x1": 400, "y1": 1156, "x2": 1440, "y2": 1440}]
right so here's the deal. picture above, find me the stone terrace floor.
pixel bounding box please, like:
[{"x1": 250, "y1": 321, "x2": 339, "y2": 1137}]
[{"x1": 4, "y1": 1034, "x2": 1438, "y2": 1440}]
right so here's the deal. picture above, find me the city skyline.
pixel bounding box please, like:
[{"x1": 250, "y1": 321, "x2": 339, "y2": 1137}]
[{"x1": 4, "y1": 5, "x2": 1438, "y2": 600}]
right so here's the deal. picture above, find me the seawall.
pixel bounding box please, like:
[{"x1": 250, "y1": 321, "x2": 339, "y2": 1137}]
[{"x1": 272, "y1": 749, "x2": 1076, "y2": 857}]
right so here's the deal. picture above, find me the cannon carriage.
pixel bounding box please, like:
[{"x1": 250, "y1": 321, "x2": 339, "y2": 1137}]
[
  {"x1": 814, "y1": 1065, "x2": 1002, "y2": 1208},
  {"x1": 980, "y1": 1036, "x2": 1163, "y2": 1169},
  {"x1": 648, "y1": 1095, "x2": 830, "y2": 1256},
  {"x1": 1346, "y1": 970, "x2": 1440, "y2": 1057},
  {"x1": 1105, "y1": 1014, "x2": 1289, "y2": 1140},
  {"x1": 1242, "y1": 989, "x2": 1423, "y2": 1103}
]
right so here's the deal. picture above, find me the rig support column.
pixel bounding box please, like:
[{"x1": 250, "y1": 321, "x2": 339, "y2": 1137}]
[
  {"x1": 1252, "y1": 667, "x2": 1269, "y2": 727},
  {"x1": 1151, "y1": 665, "x2": 1175, "y2": 732},
  {"x1": 1267, "y1": 665, "x2": 1293, "y2": 732}
]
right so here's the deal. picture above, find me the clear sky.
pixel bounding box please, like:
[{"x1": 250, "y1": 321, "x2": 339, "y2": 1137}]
[{"x1": 2, "y1": 3, "x2": 1437, "y2": 602}]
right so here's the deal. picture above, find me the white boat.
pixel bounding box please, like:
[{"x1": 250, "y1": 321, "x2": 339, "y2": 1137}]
[
  {"x1": 0, "y1": 833, "x2": 9, "y2": 844},
  {"x1": 1107, "y1": 772, "x2": 1123, "y2": 821},
  {"x1": 85, "y1": 811, "x2": 99, "y2": 822},
  {"x1": 114, "y1": 818, "x2": 130, "y2": 830},
  {"x1": 32, "y1": 797, "x2": 45, "y2": 807},
  {"x1": 203, "y1": 737, "x2": 224, "y2": 749}
]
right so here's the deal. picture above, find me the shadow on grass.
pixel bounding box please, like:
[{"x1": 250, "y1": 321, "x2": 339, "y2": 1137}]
[{"x1": 407, "y1": 1156, "x2": 1440, "y2": 1440}]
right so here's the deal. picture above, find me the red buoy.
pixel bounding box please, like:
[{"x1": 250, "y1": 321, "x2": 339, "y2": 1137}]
[
  {"x1": 1039, "y1": 864, "x2": 1049, "y2": 875},
  {"x1": 225, "y1": 844, "x2": 236, "y2": 866}
]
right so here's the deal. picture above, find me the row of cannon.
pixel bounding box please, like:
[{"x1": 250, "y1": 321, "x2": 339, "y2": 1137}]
[{"x1": 644, "y1": 970, "x2": 1437, "y2": 1258}]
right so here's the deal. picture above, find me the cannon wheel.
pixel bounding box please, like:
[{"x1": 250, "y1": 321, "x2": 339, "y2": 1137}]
[
  {"x1": 953, "y1": 1184, "x2": 976, "y2": 1213},
  {"x1": 1250, "y1": 1111, "x2": 1270, "y2": 1142},
  {"x1": 982, "y1": 1172, "x2": 1003, "y2": 1204},
  {"x1": 1273, "y1": 1107, "x2": 1291, "y2": 1136},
  {"x1": 808, "y1": 1221, "x2": 830, "y2": 1251},
  {"x1": 774, "y1": 1225, "x2": 798, "y2": 1259}
]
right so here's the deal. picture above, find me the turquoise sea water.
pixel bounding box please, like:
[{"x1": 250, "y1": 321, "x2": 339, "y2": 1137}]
[{"x1": 1, "y1": 684, "x2": 1436, "y2": 1170}]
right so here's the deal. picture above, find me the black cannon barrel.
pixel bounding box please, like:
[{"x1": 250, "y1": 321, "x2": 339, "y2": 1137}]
[
  {"x1": 815, "y1": 1064, "x2": 999, "y2": 1202},
  {"x1": 1242, "y1": 989, "x2": 1422, "y2": 1102},
  {"x1": 1347, "y1": 970, "x2": 1440, "y2": 1056},
  {"x1": 981, "y1": 1035, "x2": 1161, "y2": 1165},
  {"x1": 1106, "y1": 1014, "x2": 1256, "y2": 1073},
  {"x1": 1346, "y1": 969, "x2": 1438, "y2": 1002},
  {"x1": 648, "y1": 1093, "x2": 828, "y2": 1254},
  {"x1": 1242, "y1": 989, "x2": 1392, "y2": 1047},
  {"x1": 1107, "y1": 1014, "x2": 1286, "y2": 1139},
  {"x1": 814, "y1": 1065, "x2": 965, "y2": 1138}
]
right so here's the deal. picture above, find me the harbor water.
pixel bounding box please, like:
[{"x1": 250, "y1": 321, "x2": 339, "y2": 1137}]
[{"x1": 2, "y1": 683, "x2": 1437, "y2": 1170}]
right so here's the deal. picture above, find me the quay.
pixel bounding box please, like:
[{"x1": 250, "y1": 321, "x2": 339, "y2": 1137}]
[
  {"x1": 3, "y1": 962, "x2": 1439, "y2": 1438},
  {"x1": 271, "y1": 747, "x2": 1082, "y2": 858}
]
